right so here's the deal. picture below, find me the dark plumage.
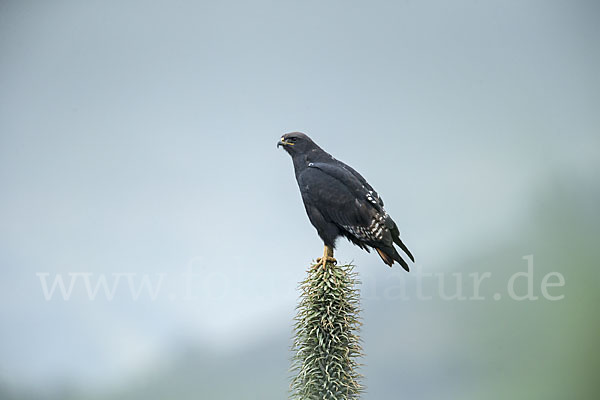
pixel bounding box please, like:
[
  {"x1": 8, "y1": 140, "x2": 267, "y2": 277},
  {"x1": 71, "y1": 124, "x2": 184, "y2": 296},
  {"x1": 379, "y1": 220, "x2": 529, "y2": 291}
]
[{"x1": 278, "y1": 132, "x2": 414, "y2": 271}]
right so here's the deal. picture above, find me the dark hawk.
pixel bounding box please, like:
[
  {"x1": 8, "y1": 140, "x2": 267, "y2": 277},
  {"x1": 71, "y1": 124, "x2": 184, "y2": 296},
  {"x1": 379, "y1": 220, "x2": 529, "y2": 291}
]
[{"x1": 278, "y1": 132, "x2": 414, "y2": 271}]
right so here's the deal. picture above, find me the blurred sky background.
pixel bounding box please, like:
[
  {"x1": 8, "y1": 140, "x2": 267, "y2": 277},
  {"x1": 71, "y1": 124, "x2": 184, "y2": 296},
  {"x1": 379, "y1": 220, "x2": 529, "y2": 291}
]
[{"x1": 1, "y1": 1, "x2": 599, "y2": 399}]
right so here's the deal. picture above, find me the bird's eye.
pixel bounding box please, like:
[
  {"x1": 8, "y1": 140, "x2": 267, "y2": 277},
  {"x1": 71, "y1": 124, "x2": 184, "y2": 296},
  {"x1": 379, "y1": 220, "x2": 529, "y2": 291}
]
[{"x1": 289, "y1": 137, "x2": 297, "y2": 142}]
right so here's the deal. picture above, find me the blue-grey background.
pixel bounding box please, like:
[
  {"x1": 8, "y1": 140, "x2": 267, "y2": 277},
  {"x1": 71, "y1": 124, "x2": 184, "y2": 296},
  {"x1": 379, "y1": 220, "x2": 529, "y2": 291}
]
[{"x1": 1, "y1": 1, "x2": 598, "y2": 399}]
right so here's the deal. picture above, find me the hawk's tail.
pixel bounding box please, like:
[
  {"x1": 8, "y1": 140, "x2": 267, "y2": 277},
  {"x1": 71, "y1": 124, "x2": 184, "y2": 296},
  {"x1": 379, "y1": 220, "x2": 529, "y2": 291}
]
[
  {"x1": 388, "y1": 220, "x2": 415, "y2": 264},
  {"x1": 375, "y1": 246, "x2": 410, "y2": 272},
  {"x1": 393, "y1": 235, "x2": 415, "y2": 263}
]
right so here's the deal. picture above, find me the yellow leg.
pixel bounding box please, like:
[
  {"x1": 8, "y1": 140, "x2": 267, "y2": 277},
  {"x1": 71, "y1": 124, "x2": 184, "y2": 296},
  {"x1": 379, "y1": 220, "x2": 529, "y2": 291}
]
[{"x1": 316, "y1": 245, "x2": 337, "y2": 268}]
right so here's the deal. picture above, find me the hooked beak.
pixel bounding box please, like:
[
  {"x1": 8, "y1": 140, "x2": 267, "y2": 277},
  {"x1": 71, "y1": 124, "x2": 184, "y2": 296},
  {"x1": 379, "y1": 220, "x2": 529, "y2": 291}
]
[{"x1": 277, "y1": 137, "x2": 293, "y2": 148}]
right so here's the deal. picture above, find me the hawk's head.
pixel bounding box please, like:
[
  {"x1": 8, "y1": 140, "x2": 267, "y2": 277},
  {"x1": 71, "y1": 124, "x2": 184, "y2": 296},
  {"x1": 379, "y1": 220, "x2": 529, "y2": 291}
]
[{"x1": 277, "y1": 132, "x2": 315, "y2": 155}]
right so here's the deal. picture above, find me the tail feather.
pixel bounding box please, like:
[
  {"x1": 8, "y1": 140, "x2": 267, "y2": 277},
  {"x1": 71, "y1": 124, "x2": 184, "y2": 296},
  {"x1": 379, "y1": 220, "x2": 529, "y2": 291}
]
[
  {"x1": 387, "y1": 218, "x2": 415, "y2": 263},
  {"x1": 394, "y1": 236, "x2": 415, "y2": 262},
  {"x1": 376, "y1": 247, "x2": 410, "y2": 272}
]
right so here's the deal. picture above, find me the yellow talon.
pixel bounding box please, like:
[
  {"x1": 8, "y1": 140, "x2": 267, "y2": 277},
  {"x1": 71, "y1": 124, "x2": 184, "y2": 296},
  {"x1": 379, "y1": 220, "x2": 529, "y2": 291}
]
[{"x1": 316, "y1": 245, "x2": 336, "y2": 268}]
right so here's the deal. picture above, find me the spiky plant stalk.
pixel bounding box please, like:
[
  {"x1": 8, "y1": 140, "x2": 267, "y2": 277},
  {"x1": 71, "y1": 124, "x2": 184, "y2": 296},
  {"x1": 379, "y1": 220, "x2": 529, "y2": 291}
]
[{"x1": 290, "y1": 261, "x2": 363, "y2": 399}]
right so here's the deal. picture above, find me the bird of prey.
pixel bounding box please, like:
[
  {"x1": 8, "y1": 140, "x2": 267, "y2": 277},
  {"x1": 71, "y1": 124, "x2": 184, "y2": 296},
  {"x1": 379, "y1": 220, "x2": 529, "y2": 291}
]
[{"x1": 278, "y1": 132, "x2": 414, "y2": 271}]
